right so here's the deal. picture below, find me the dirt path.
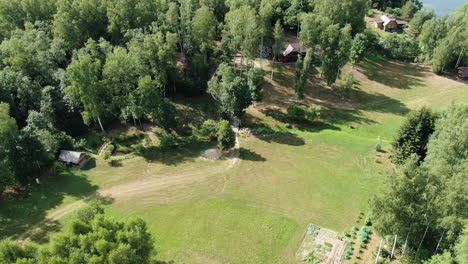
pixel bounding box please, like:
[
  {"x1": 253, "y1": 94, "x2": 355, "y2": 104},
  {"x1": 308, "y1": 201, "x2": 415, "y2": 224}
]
[{"x1": 19, "y1": 131, "x2": 241, "y2": 242}]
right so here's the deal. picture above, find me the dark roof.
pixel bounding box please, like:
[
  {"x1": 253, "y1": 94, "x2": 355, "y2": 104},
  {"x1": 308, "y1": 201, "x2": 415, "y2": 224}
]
[
  {"x1": 458, "y1": 67, "x2": 468, "y2": 77},
  {"x1": 282, "y1": 42, "x2": 307, "y2": 56}
]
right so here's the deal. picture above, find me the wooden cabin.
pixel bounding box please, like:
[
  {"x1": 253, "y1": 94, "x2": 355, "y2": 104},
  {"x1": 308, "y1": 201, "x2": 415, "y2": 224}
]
[
  {"x1": 278, "y1": 42, "x2": 307, "y2": 63},
  {"x1": 374, "y1": 15, "x2": 408, "y2": 32}
]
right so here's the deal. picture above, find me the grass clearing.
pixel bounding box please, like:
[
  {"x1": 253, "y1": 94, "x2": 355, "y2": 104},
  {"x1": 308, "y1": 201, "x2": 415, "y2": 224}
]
[{"x1": 2, "y1": 54, "x2": 466, "y2": 263}]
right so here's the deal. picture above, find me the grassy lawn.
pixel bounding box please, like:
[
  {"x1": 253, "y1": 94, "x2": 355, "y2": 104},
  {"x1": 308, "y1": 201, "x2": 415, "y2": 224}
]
[{"x1": 2, "y1": 54, "x2": 466, "y2": 263}]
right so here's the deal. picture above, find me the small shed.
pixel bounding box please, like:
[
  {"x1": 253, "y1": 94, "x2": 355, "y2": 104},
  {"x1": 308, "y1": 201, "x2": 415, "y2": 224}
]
[
  {"x1": 278, "y1": 42, "x2": 307, "y2": 63},
  {"x1": 458, "y1": 67, "x2": 468, "y2": 80},
  {"x1": 58, "y1": 150, "x2": 86, "y2": 165}
]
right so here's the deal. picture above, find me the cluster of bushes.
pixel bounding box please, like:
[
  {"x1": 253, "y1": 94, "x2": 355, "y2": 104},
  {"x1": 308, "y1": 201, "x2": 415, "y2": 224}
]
[
  {"x1": 381, "y1": 34, "x2": 420, "y2": 61},
  {"x1": 101, "y1": 144, "x2": 115, "y2": 160},
  {"x1": 194, "y1": 119, "x2": 236, "y2": 150},
  {"x1": 196, "y1": 120, "x2": 219, "y2": 140},
  {"x1": 358, "y1": 226, "x2": 372, "y2": 245},
  {"x1": 287, "y1": 104, "x2": 321, "y2": 122}
]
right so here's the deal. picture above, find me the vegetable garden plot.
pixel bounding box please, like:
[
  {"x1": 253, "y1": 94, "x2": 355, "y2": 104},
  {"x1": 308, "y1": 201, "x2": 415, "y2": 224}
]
[{"x1": 297, "y1": 224, "x2": 346, "y2": 264}]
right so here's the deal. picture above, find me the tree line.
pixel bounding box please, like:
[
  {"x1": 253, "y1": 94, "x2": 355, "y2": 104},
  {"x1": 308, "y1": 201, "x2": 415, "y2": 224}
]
[
  {"x1": 371, "y1": 104, "x2": 467, "y2": 263},
  {"x1": 0, "y1": 203, "x2": 158, "y2": 264}
]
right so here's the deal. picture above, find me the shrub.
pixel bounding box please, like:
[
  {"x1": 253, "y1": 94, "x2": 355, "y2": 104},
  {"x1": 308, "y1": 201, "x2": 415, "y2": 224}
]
[
  {"x1": 135, "y1": 144, "x2": 146, "y2": 154},
  {"x1": 344, "y1": 245, "x2": 353, "y2": 260},
  {"x1": 75, "y1": 203, "x2": 104, "y2": 222},
  {"x1": 288, "y1": 104, "x2": 321, "y2": 122},
  {"x1": 50, "y1": 162, "x2": 68, "y2": 177},
  {"x1": 287, "y1": 104, "x2": 307, "y2": 121},
  {"x1": 217, "y1": 120, "x2": 236, "y2": 150},
  {"x1": 358, "y1": 226, "x2": 372, "y2": 243},
  {"x1": 375, "y1": 143, "x2": 382, "y2": 152},
  {"x1": 106, "y1": 144, "x2": 115, "y2": 154},
  {"x1": 339, "y1": 72, "x2": 354, "y2": 98},
  {"x1": 158, "y1": 132, "x2": 178, "y2": 151},
  {"x1": 306, "y1": 106, "x2": 321, "y2": 120},
  {"x1": 102, "y1": 150, "x2": 112, "y2": 160},
  {"x1": 198, "y1": 120, "x2": 219, "y2": 139},
  {"x1": 116, "y1": 145, "x2": 133, "y2": 154}
]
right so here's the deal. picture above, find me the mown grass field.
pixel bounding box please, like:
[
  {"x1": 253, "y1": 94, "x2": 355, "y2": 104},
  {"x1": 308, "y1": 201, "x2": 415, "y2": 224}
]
[{"x1": 1, "y1": 54, "x2": 467, "y2": 263}]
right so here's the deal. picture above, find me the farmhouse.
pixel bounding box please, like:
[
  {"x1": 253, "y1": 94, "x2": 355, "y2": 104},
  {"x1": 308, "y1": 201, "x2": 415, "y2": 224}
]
[
  {"x1": 58, "y1": 150, "x2": 86, "y2": 165},
  {"x1": 278, "y1": 42, "x2": 307, "y2": 63},
  {"x1": 374, "y1": 15, "x2": 408, "y2": 31},
  {"x1": 457, "y1": 67, "x2": 468, "y2": 80}
]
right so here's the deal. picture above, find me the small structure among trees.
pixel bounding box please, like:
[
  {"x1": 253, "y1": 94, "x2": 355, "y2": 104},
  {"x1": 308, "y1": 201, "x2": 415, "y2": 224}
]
[
  {"x1": 457, "y1": 67, "x2": 468, "y2": 80},
  {"x1": 278, "y1": 42, "x2": 307, "y2": 63},
  {"x1": 374, "y1": 14, "x2": 408, "y2": 31},
  {"x1": 58, "y1": 150, "x2": 86, "y2": 166}
]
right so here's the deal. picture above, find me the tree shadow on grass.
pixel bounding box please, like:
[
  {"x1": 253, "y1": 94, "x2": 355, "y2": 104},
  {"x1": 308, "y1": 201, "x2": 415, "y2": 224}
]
[
  {"x1": 0, "y1": 169, "x2": 98, "y2": 242},
  {"x1": 296, "y1": 121, "x2": 341, "y2": 133},
  {"x1": 138, "y1": 141, "x2": 216, "y2": 166},
  {"x1": 108, "y1": 159, "x2": 123, "y2": 167},
  {"x1": 262, "y1": 108, "x2": 289, "y2": 123},
  {"x1": 239, "y1": 148, "x2": 266, "y2": 162},
  {"x1": 80, "y1": 158, "x2": 96, "y2": 170},
  {"x1": 321, "y1": 107, "x2": 377, "y2": 125},
  {"x1": 357, "y1": 53, "x2": 426, "y2": 90},
  {"x1": 255, "y1": 132, "x2": 305, "y2": 146},
  {"x1": 352, "y1": 88, "x2": 411, "y2": 116}
]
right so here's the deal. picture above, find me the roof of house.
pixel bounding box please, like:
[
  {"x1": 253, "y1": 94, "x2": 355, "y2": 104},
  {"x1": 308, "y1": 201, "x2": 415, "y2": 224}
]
[
  {"x1": 381, "y1": 14, "x2": 395, "y2": 21},
  {"x1": 282, "y1": 42, "x2": 307, "y2": 57},
  {"x1": 58, "y1": 150, "x2": 85, "y2": 164},
  {"x1": 380, "y1": 14, "x2": 398, "y2": 26},
  {"x1": 374, "y1": 18, "x2": 384, "y2": 24},
  {"x1": 397, "y1": 20, "x2": 409, "y2": 25},
  {"x1": 458, "y1": 67, "x2": 468, "y2": 77}
]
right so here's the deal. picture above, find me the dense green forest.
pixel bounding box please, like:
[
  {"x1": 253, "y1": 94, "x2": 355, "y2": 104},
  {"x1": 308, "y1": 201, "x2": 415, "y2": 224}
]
[{"x1": 0, "y1": 0, "x2": 466, "y2": 263}]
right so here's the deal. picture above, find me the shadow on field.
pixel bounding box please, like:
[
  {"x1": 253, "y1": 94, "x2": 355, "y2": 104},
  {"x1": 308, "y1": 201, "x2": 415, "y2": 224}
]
[
  {"x1": 239, "y1": 148, "x2": 266, "y2": 162},
  {"x1": 80, "y1": 157, "x2": 96, "y2": 170},
  {"x1": 0, "y1": 170, "x2": 98, "y2": 242},
  {"x1": 296, "y1": 121, "x2": 341, "y2": 133},
  {"x1": 321, "y1": 108, "x2": 377, "y2": 125},
  {"x1": 255, "y1": 132, "x2": 305, "y2": 146},
  {"x1": 357, "y1": 53, "x2": 425, "y2": 90},
  {"x1": 353, "y1": 88, "x2": 410, "y2": 115},
  {"x1": 139, "y1": 141, "x2": 216, "y2": 166}
]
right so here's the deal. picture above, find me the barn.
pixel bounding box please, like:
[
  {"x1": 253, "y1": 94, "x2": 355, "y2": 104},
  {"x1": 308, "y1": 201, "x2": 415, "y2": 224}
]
[{"x1": 58, "y1": 150, "x2": 86, "y2": 165}]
